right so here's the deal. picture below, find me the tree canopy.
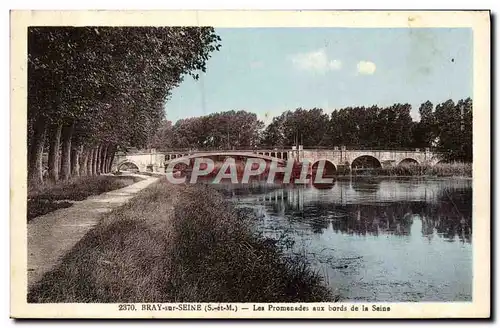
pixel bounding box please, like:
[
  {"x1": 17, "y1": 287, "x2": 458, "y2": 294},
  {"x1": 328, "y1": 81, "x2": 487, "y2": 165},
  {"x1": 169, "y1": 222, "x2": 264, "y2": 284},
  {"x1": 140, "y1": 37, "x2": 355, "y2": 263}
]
[
  {"x1": 28, "y1": 26, "x2": 221, "y2": 184},
  {"x1": 150, "y1": 111, "x2": 264, "y2": 150},
  {"x1": 150, "y1": 98, "x2": 473, "y2": 163}
]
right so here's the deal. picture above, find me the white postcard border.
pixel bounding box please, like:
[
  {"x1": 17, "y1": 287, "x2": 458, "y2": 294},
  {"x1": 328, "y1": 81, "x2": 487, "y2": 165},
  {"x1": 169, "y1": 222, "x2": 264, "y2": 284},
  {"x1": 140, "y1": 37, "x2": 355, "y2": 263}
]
[{"x1": 10, "y1": 10, "x2": 491, "y2": 319}]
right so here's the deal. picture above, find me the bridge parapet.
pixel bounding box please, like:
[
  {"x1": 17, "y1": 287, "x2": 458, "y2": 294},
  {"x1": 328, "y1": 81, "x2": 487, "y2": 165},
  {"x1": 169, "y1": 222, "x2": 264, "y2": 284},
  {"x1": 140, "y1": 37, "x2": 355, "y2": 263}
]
[{"x1": 300, "y1": 149, "x2": 440, "y2": 167}]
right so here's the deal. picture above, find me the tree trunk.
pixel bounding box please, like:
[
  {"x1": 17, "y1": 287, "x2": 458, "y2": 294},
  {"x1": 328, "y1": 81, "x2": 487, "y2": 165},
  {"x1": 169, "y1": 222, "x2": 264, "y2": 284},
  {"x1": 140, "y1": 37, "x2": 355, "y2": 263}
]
[
  {"x1": 87, "y1": 147, "x2": 94, "y2": 176},
  {"x1": 47, "y1": 123, "x2": 62, "y2": 182},
  {"x1": 96, "y1": 144, "x2": 102, "y2": 175},
  {"x1": 71, "y1": 143, "x2": 82, "y2": 177},
  {"x1": 80, "y1": 146, "x2": 89, "y2": 176},
  {"x1": 106, "y1": 144, "x2": 116, "y2": 172},
  {"x1": 91, "y1": 146, "x2": 98, "y2": 176},
  {"x1": 106, "y1": 144, "x2": 112, "y2": 173},
  {"x1": 104, "y1": 144, "x2": 111, "y2": 173},
  {"x1": 104, "y1": 146, "x2": 110, "y2": 173},
  {"x1": 89, "y1": 147, "x2": 94, "y2": 176},
  {"x1": 100, "y1": 144, "x2": 108, "y2": 173},
  {"x1": 28, "y1": 116, "x2": 47, "y2": 185},
  {"x1": 60, "y1": 123, "x2": 74, "y2": 180}
]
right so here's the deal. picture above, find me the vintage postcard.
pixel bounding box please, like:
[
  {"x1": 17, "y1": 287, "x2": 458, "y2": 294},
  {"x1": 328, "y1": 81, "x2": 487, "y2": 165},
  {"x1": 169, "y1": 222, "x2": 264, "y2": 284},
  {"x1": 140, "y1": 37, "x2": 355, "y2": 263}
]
[{"x1": 10, "y1": 10, "x2": 490, "y2": 319}]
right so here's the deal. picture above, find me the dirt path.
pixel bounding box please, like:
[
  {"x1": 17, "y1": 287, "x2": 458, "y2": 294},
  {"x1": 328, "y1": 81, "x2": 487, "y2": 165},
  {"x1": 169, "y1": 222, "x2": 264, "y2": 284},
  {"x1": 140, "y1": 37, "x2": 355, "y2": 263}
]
[{"x1": 27, "y1": 175, "x2": 159, "y2": 289}]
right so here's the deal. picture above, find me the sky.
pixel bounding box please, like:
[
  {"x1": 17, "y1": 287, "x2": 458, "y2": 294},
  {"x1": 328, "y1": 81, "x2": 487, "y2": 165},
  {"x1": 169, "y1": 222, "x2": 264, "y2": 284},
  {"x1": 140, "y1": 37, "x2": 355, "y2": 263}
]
[{"x1": 164, "y1": 28, "x2": 472, "y2": 125}]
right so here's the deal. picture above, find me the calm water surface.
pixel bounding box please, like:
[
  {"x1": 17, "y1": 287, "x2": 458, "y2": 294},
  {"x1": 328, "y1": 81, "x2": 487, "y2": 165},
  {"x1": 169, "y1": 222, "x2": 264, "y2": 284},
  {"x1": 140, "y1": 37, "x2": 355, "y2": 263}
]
[{"x1": 215, "y1": 178, "x2": 472, "y2": 302}]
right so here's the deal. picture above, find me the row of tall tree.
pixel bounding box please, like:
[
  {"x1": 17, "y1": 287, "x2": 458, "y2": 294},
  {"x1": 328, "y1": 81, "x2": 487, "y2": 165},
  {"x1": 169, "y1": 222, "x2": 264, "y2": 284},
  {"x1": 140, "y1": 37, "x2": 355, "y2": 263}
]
[
  {"x1": 28, "y1": 27, "x2": 221, "y2": 185},
  {"x1": 150, "y1": 98, "x2": 472, "y2": 162},
  {"x1": 149, "y1": 110, "x2": 263, "y2": 150}
]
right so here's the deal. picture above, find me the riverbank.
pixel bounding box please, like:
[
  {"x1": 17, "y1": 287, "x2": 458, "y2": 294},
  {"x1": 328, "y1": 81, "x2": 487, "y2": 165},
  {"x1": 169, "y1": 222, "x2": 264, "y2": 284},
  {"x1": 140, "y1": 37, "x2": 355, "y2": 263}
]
[
  {"x1": 28, "y1": 179, "x2": 335, "y2": 303},
  {"x1": 28, "y1": 175, "x2": 145, "y2": 221}
]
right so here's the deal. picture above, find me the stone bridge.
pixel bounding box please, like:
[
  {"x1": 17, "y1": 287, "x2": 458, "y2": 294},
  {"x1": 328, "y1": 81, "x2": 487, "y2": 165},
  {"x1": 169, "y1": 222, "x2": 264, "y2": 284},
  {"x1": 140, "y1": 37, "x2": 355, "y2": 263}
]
[{"x1": 112, "y1": 147, "x2": 442, "y2": 173}]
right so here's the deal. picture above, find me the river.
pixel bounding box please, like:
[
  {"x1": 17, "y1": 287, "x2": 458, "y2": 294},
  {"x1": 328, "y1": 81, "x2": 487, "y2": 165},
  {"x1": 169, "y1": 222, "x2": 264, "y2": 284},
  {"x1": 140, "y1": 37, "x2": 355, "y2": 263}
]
[{"x1": 215, "y1": 177, "x2": 472, "y2": 302}]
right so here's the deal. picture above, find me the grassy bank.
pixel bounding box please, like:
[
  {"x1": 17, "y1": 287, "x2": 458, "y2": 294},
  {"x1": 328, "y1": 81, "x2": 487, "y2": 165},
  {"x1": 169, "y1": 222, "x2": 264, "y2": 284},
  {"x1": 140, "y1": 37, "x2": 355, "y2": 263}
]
[
  {"x1": 28, "y1": 180, "x2": 334, "y2": 303},
  {"x1": 349, "y1": 163, "x2": 472, "y2": 178},
  {"x1": 28, "y1": 175, "x2": 144, "y2": 221}
]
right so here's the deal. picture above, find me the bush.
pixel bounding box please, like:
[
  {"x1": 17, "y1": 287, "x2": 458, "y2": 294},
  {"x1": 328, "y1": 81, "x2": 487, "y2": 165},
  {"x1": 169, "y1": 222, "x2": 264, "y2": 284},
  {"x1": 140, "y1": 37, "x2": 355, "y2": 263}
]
[
  {"x1": 27, "y1": 175, "x2": 145, "y2": 220},
  {"x1": 27, "y1": 199, "x2": 73, "y2": 222},
  {"x1": 28, "y1": 175, "x2": 144, "y2": 202}
]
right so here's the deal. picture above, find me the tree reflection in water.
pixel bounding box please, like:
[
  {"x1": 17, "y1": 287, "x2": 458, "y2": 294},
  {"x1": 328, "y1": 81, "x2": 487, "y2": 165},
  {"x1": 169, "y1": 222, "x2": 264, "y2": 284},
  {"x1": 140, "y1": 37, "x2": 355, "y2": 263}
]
[{"x1": 245, "y1": 181, "x2": 472, "y2": 243}]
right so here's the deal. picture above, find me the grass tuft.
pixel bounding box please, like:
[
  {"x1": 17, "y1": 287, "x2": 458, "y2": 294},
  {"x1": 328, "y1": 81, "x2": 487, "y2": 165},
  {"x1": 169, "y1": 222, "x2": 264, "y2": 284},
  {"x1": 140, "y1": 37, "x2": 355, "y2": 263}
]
[{"x1": 27, "y1": 199, "x2": 74, "y2": 221}]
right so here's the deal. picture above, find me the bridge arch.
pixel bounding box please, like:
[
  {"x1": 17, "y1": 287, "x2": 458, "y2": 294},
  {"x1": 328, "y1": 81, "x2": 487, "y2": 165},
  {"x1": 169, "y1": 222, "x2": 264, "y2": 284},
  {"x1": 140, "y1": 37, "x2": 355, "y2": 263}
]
[
  {"x1": 117, "y1": 161, "x2": 140, "y2": 172},
  {"x1": 310, "y1": 159, "x2": 336, "y2": 189},
  {"x1": 398, "y1": 158, "x2": 419, "y2": 166},
  {"x1": 351, "y1": 155, "x2": 382, "y2": 169}
]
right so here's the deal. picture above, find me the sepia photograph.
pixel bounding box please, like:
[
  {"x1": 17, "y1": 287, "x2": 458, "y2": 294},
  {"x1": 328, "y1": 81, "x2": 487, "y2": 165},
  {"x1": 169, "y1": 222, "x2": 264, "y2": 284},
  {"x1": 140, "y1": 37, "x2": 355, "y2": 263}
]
[{"x1": 10, "y1": 10, "x2": 490, "y2": 319}]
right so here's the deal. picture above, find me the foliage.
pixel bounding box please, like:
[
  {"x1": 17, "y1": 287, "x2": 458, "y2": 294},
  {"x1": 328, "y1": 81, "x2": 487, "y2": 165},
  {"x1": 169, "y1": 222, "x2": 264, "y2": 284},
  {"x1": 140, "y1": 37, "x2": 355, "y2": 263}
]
[
  {"x1": 433, "y1": 98, "x2": 472, "y2": 162},
  {"x1": 261, "y1": 108, "x2": 330, "y2": 147},
  {"x1": 28, "y1": 26, "x2": 221, "y2": 184},
  {"x1": 150, "y1": 110, "x2": 264, "y2": 150},
  {"x1": 150, "y1": 98, "x2": 472, "y2": 163},
  {"x1": 326, "y1": 103, "x2": 413, "y2": 149}
]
